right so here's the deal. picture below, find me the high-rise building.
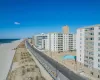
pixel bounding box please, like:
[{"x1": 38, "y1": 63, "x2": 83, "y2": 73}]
[
  {"x1": 76, "y1": 25, "x2": 100, "y2": 78},
  {"x1": 76, "y1": 28, "x2": 85, "y2": 64},
  {"x1": 62, "y1": 25, "x2": 69, "y2": 34},
  {"x1": 45, "y1": 33, "x2": 76, "y2": 52},
  {"x1": 34, "y1": 33, "x2": 47, "y2": 49}
]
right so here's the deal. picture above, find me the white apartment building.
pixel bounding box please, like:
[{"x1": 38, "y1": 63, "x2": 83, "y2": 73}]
[
  {"x1": 76, "y1": 25, "x2": 100, "y2": 78},
  {"x1": 45, "y1": 33, "x2": 76, "y2": 52},
  {"x1": 76, "y1": 28, "x2": 85, "y2": 64},
  {"x1": 34, "y1": 33, "x2": 47, "y2": 49}
]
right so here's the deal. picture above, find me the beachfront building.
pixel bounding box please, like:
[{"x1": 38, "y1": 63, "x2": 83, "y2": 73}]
[
  {"x1": 45, "y1": 33, "x2": 76, "y2": 53},
  {"x1": 76, "y1": 24, "x2": 100, "y2": 78},
  {"x1": 34, "y1": 33, "x2": 47, "y2": 49},
  {"x1": 76, "y1": 28, "x2": 85, "y2": 64}
]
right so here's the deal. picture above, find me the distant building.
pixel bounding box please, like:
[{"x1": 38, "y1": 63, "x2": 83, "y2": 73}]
[
  {"x1": 76, "y1": 24, "x2": 100, "y2": 79},
  {"x1": 62, "y1": 25, "x2": 69, "y2": 34},
  {"x1": 34, "y1": 33, "x2": 47, "y2": 49},
  {"x1": 45, "y1": 33, "x2": 76, "y2": 52}
]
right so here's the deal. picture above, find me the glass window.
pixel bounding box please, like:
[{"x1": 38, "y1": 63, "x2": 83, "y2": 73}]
[
  {"x1": 98, "y1": 48, "x2": 100, "y2": 51},
  {"x1": 90, "y1": 28, "x2": 94, "y2": 30},
  {"x1": 86, "y1": 38, "x2": 88, "y2": 40},
  {"x1": 98, "y1": 59, "x2": 100, "y2": 62},
  {"x1": 90, "y1": 33, "x2": 94, "y2": 35},
  {"x1": 98, "y1": 43, "x2": 100, "y2": 46},
  {"x1": 98, "y1": 37, "x2": 100, "y2": 40},
  {"x1": 90, "y1": 38, "x2": 94, "y2": 40},
  {"x1": 98, "y1": 64, "x2": 100, "y2": 68},
  {"x1": 98, "y1": 32, "x2": 100, "y2": 35},
  {"x1": 98, "y1": 54, "x2": 100, "y2": 57}
]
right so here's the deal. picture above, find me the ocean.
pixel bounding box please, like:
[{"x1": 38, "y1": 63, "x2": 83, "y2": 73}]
[{"x1": 0, "y1": 39, "x2": 20, "y2": 44}]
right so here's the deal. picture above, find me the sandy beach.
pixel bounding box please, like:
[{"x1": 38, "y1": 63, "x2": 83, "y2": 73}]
[{"x1": 0, "y1": 39, "x2": 23, "y2": 80}]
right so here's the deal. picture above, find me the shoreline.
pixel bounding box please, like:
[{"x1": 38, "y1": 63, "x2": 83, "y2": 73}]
[{"x1": 0, "y1": 39, "x2": 23, "y2": 80}]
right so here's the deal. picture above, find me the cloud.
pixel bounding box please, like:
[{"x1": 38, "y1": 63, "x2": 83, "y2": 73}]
[{"x1": 14, "y1": 22, "x2": 20, "y2": 25}]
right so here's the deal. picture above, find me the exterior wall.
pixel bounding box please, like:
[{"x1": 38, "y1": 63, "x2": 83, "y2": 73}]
[
  {"x1": 94, "y1": 26, "x2": 100, "y2": 70},
  {"x1": 84, "y1": 26, "x2": 100, "y2": 70},
  {"x1": 76, "y1": 28, "x2": 85, "y2": 64},
  {"x1": 45, "y1": 33, "x2": 76, "y2": 52},
  {"x1": 63, "y1": 34, "x2": 69, "y2": 51},
  {"x1": 34, "y1": 33, "x2": 47, "y2": 49},
  {"x1": 73, "y1": 34, "x2": 76, "y2": 50},
  {"x1": 42, "y1": 39, "x2": 46, "y2": 49},
  {"x1": 45, "y1": 33, "x2": 51, "y2": 51},
  {"x1": 68, "y1": 34, "x2": 74, "y2": 51},
  {"x1": 76, "y1": 25, "x2": 100, "y2": 79}
]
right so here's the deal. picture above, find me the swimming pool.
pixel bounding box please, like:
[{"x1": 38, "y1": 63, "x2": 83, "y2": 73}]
[{"x1": 62, "y1": 55, "x2": 76, "y2": 60}]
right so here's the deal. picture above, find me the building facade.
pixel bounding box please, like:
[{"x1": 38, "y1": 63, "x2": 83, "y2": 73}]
[
  {"x1": 76, "y1": 25, "x2": 100, "y2": 78},
  {"x1": 76, "y1": 28, "x2": 85, "y2": 64},
  {"x1": 34, "y1": 33, "x2": 47, "y2": 49},
  {"x1": 45, "y1": 33, "x2": 76, "y2": 52}
]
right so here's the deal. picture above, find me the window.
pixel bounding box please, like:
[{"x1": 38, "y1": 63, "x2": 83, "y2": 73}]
[
  {"x1": 90, "y1": 72, "x2": 93, "y2": 75},
  {"x1": 86, "y1": 38, "x2": 88, "y2": 40},
  {"x1": 98, "y1": 32, "x2": 100, "y2": 35},
  {"x1": 84, "y1": 64, "x2": 88, "y2": 67},
  {"x1": 90, "y1": 33, "x2": 94, "y2": 35},
  {"x1": 98, "y1": 75, "x2": 99, "y2": 78},
  {"x1": 85, "y1": 56, "x2": 88, "y2": 58},
  {"x1": 98, "y1": 37, "x2": 100, "y2": 40},
  {"x1": 98, "y1": 59, "x2": 100, "y2": 62},
  {"x1": 90, "y1": 38, "x2": 94, "y2": 40},
  {"x1": 98, "y1": 54, "x2": 100, "y2": 57},
  {"x1": 98, "y1": 27, "x2": 100, "y2": 29},
  {"x1": 98, "y1": 43, "x2": 100, "y2": 46},
  {"x1": 98, "y1": 48, "x2": 100, "y2": 51},
  {"x1": 90, "y1": 28, "x2": 94, "y2": 30},
  {"x1": 98, "y1": 64, "x2": 100, "y2": 68}
]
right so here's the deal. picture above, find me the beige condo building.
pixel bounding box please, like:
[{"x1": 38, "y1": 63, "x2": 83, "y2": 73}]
[{"x1": 62, "y1": 25, "x2": 69, "y2": 34}]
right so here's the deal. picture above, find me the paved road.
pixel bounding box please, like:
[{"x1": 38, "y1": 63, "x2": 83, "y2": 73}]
[{"x1": 25, "y1": 41, "x2": 87, "y2": 80}]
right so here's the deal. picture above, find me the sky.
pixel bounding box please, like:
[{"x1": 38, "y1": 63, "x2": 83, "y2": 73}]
[{"x1": 0, "y1": 0, "x2": 100, "y2": 38}]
